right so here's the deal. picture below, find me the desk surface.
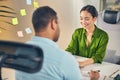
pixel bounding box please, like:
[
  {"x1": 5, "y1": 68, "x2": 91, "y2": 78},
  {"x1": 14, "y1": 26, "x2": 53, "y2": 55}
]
[
  {"x1": 2, "y1": 56, "x2": 120, "y2": 80},
  {"x1": 75, "y1": 56, "x2": 120, "y2": 80}
]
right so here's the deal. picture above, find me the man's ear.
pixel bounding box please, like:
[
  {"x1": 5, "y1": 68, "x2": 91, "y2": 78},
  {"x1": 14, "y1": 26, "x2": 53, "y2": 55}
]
[{"x1": 50, "y1": 19, "x2": 57, "y2": 30}]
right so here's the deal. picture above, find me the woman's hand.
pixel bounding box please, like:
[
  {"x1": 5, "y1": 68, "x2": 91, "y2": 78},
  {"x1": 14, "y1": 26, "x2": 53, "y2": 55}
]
[{"x1": 78, "y1": 58, "x2": 94, "y2": 68}]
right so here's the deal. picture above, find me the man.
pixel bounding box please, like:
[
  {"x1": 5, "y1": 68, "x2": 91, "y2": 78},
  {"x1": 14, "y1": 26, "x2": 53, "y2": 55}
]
[{"x1": 16, "y1": 6, "x2": 99, "y2": 80}]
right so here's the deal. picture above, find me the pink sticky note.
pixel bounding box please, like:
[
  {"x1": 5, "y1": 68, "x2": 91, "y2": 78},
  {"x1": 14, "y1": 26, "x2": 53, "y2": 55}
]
[{"x1": 17, "y1": 31, "x2": 24, "y2": 37}]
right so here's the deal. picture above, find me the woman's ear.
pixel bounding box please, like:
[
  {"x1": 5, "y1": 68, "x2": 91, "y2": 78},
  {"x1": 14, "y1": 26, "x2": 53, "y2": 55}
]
[{"x1": 93, "y1": 17, "x2": 97, "y2": 22}]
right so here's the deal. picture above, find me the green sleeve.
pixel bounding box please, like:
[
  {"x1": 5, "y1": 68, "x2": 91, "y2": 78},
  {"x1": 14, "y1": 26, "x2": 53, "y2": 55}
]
[
  {"x1": 65, "y1": 30, "x2": 79, "y2": 55},
  {"x1": 92, "y1": 33, "x2": 109, "y2": 63}
]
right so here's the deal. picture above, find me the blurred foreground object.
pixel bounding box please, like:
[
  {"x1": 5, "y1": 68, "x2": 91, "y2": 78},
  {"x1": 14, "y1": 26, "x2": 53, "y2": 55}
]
[{"x1": 0, "y1": 40, "x2": 43, "y2": 80}]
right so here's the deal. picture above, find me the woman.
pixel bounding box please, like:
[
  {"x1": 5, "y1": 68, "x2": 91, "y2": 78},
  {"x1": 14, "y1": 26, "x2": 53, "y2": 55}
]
[{"x1": 66, "y1": 5, "x2": 109, "y2": 68}]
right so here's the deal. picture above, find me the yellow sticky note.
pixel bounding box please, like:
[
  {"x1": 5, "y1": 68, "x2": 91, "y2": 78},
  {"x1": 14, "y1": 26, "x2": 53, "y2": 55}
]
[
  {"x1": 33, "y1": 1, "x2": 39, "y2": 8},
  {"x1": 12, "y1": 18, "x2": 18, "y2": 25},
  {"x1": 20, "y1": 9, "x2": 26, "y2": 16}
]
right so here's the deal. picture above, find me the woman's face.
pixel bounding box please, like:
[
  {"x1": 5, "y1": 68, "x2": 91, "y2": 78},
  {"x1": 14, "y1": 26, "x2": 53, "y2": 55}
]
[{"x1": 80, "y1": 10, "x2": 96, "y2": 30}]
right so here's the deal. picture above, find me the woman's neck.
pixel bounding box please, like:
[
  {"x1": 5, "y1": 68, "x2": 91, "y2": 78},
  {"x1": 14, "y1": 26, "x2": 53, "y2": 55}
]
[{"x1": 86, "y1": 25, "x2": 95, "y2": 34}]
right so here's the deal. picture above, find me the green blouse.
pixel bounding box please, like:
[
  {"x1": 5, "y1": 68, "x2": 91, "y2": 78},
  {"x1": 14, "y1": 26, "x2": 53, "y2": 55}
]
[{"x1": 66, "y1": 26, "x2": 109, "y2": 63}]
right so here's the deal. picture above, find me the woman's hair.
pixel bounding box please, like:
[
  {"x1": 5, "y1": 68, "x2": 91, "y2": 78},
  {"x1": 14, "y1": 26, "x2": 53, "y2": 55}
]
[
  {"x1": 80, "y1": 5, "x2": 98, "y2": 18},
  {"x1": 32, "y1": 6, "x2": 57, "y2": 32}
]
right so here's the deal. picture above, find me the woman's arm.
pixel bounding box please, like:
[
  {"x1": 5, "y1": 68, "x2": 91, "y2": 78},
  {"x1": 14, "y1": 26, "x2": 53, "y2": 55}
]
[
  {"x1": 66, "y1": 29, "x2": 79, "y2": 55},
  {"x1": 78, "y1": 58, "x2": 94, "y2": 68}
]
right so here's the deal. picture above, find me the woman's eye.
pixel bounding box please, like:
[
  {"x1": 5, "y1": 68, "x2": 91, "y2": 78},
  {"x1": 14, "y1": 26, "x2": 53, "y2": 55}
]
[
  {"x1": 85, "y1": 18, "x2": 89, "y2": 21},
  {"x1": 80, "y1": 18, "x2": 83, "y2": 20}
]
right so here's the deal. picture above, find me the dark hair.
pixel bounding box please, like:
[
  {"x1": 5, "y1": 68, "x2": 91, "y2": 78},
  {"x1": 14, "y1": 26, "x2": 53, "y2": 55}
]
[
  {"x1": 80, "y1": 5, "x2": 98, "y2": 18},
  {"x1": 32, "y1": 6, "x2": 57, "y2": 32}
]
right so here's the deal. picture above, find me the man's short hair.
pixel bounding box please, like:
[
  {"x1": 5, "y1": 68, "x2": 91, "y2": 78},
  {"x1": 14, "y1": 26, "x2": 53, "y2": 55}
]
[{"x1": 32, "y1": 6, "x2": 57, "y2": 32}]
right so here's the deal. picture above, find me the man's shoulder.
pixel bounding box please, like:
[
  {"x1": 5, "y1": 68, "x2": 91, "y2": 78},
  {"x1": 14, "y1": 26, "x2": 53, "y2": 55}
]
[
  {"x1": 59, "y1": 50, "x2": 78, "y2": 65},
  {"x1": 60, "y1": 50, "x2": 75, "y2": 59}
]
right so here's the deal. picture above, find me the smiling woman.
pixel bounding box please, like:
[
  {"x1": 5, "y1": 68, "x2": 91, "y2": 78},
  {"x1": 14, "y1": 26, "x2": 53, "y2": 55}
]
[{"x1": 66, "y1": 5, "x2": 109, "y2": 68}]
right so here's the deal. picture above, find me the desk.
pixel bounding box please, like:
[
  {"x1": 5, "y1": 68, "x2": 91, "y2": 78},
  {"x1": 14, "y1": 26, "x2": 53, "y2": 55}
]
[
  {"x1": 75, "y1": 56, "x2": 120, "y2": 80},
  {"x1": 1, "y1": 56, "x2": 120, "y2": 80}
]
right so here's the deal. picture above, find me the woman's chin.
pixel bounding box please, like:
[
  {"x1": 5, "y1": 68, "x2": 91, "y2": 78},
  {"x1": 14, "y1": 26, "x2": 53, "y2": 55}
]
[{"x1": 83, "y1": 26, "x2": 88, "y2": 29}]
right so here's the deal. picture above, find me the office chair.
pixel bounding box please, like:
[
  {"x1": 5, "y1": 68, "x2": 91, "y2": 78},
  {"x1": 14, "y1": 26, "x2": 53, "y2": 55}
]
[
  {"x1": 103, "y1": 49, "x2": 120, "y2": 65},
  {"x1": 0, "y1": 40, "x2": 43, "y2": 80},
  {"x1": 102, "y1": 9, "x2": 120, "y2": 24}
]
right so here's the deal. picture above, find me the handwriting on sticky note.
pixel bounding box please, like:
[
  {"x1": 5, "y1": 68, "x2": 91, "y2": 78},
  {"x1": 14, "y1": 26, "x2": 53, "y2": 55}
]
[
  {"x1": 20, "y1": 9, "x2": 26, "y2": 16},
  {"x1": 12, "y1": 18, "x2": 18, "y2": 25}
]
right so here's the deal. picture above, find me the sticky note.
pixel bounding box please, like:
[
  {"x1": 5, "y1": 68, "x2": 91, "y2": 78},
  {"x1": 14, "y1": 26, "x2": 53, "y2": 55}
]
[
  {"x1": 20, "y1": 9, "x2": 26, "y2": 16},
  {"x1": 25, "y1": 27, "x2": 32, "y2": 34},
  {"x1": 12, "y1": 18, "x2": 18, "y2": 25},
  {"x1": 33, "y1": 1, "x2": 39, "y2": 8},
  {"x1": 17, "y1": 31, "x2": 24, "y2": 37},
  {"x1": 26, "y1": 0, "x2": 32, "y2": 5}
]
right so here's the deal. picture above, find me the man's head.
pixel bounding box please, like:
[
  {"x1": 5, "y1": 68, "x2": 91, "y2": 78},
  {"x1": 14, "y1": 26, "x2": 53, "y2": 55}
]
[{"x1": 32, "y1": 6, "x2": 60, "y2": 42}]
